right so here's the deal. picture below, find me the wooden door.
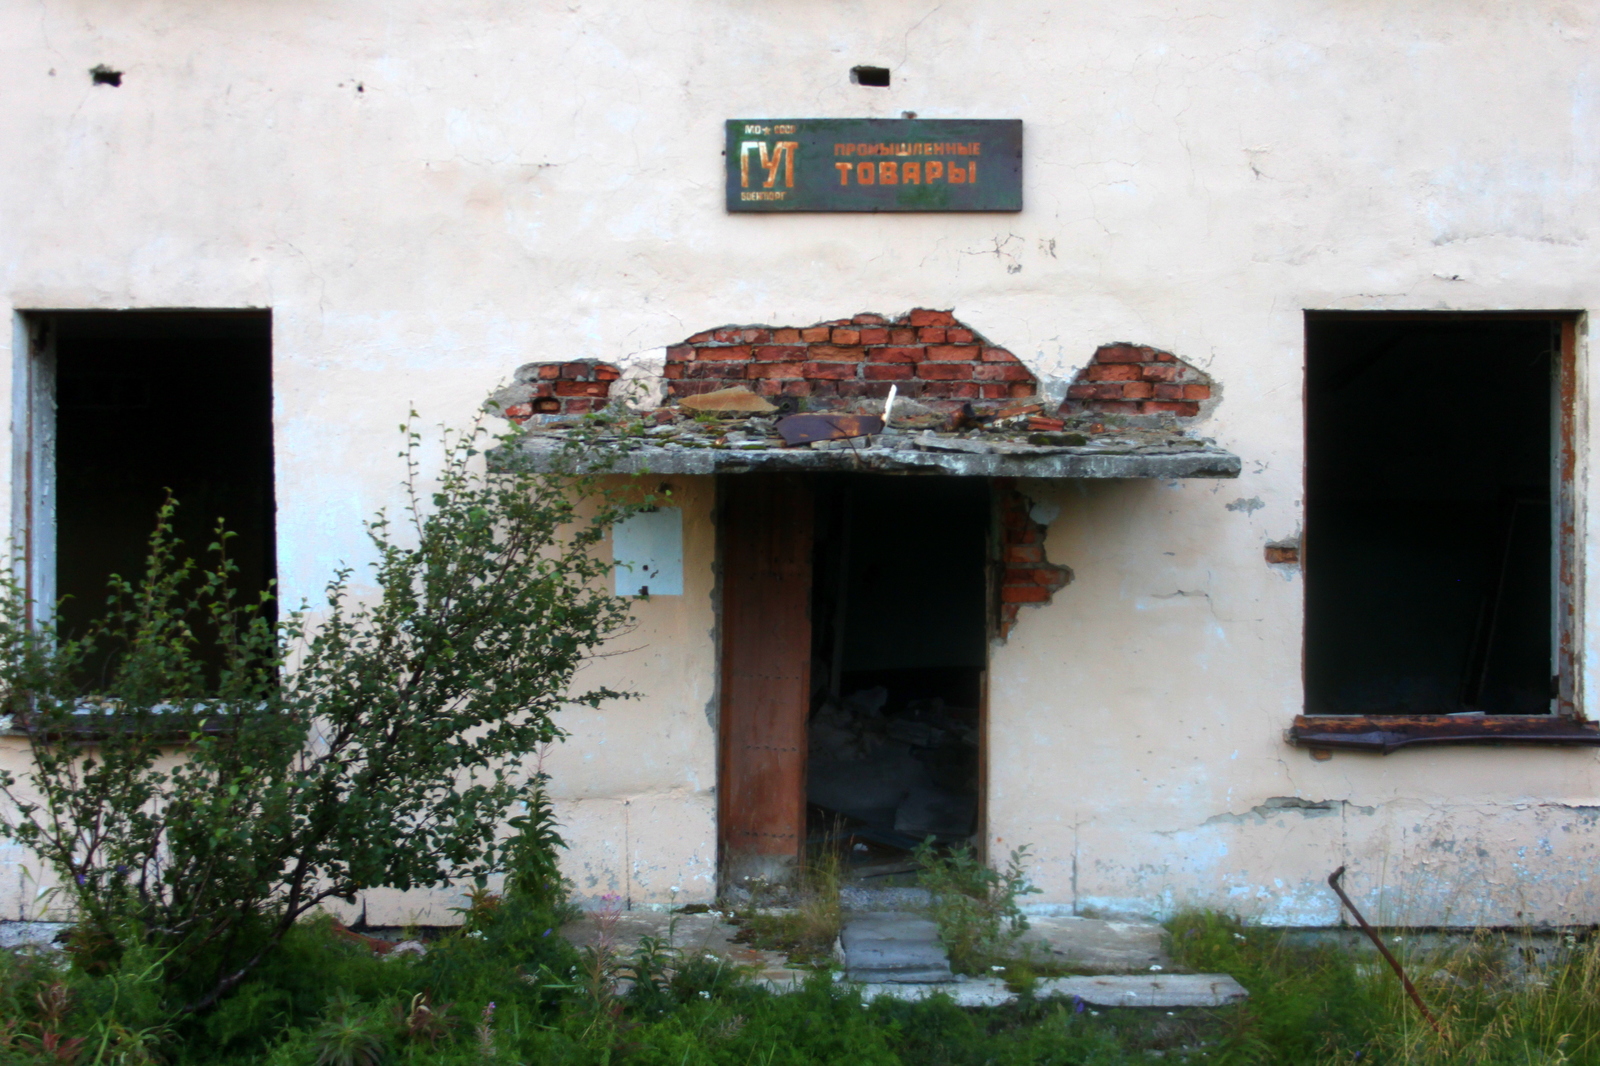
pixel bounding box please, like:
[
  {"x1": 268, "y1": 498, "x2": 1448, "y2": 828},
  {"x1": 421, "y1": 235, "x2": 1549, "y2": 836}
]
[{"x1": 718, "y1": 474, "x2": 813, "y2": 884}]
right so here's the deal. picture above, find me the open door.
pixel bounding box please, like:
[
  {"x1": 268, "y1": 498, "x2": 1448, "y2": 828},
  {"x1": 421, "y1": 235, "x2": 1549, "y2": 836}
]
[{"x1": 718, "y1": 474, "x2": 813, "y2": 884}]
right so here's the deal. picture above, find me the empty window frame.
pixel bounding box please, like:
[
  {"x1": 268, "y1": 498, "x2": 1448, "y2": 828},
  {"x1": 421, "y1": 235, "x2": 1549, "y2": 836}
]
[
  {"x1": 1304, "y1": 313, "x2": 1577, "y2": 719},
  {"x1": 14, "y1": 311, "x2": 276, "y2": 681}
]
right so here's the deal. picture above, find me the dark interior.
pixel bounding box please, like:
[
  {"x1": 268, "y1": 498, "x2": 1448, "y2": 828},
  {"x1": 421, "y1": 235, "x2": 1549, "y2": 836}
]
[
  {"x1": 1305, "y1": 317, "x2": 1554, "y2": 716},
  {"x1": 49, "y1": 311, "x2": 276, "y2": 686},
  {"x1": 806, "y1": 474, "x2": 989, "y2": 868}
]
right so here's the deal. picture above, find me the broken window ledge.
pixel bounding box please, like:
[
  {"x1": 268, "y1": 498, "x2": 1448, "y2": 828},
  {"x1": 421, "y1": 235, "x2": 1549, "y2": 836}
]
[
  {"x1": 512, "y1": 437, "x2": 1241, "y2": 479},
  {"x1": 1289, "y1": 715, "x2": 1600, "y2": 754}
]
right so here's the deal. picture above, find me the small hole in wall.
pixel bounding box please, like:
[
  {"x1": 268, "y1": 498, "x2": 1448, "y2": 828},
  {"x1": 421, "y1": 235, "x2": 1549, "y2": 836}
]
[
  {"x1": 90, "y1": 64, "x2": 122, "y2": 86},
  {"x1": 850, "y1": 66, "x2": 891, "y2": 87}
]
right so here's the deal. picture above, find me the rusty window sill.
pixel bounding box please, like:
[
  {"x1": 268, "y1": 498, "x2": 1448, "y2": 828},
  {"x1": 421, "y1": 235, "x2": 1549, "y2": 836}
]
[{"x1": 1289, "y1": 715, "x2": 1600, "y2": 754}]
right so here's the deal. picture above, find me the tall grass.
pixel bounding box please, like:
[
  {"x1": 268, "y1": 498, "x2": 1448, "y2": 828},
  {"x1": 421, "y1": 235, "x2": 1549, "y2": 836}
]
[{"x1": 1168, "y1": 910, "x2": 1600, "y2": 1065}]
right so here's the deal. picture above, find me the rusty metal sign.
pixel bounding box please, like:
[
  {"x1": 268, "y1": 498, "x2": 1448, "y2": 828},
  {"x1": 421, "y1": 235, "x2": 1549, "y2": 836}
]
[{"x1": 726, "y1": 119, "x2": 1022, "y2": 212}]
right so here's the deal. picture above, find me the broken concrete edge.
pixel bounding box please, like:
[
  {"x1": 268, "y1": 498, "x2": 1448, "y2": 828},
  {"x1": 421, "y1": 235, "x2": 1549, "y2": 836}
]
[
  {"x1": 513, "y1": 439, "x2": 1242, "y2": 479},
  {"x1": 846, "y1": 973, "x2": 1249, "y2": 1009}
]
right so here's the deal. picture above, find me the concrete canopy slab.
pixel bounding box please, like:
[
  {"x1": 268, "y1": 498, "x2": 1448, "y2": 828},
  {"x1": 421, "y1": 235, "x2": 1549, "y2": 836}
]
[{"x1": 515, "y1": 437, "x2": 1241, "y2": 479}]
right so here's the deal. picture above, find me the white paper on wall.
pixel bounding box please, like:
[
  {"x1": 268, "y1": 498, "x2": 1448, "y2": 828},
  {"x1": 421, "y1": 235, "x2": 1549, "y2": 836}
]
[{"x1": 612, "y1": 507, "x2": 684, "y2": 597}]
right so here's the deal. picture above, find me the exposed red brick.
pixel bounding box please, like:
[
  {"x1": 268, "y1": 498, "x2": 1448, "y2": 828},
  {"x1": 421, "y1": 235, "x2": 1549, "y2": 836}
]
[
  {"x1": 975, "y1": 363, "x2": 1033, "y2": 382},
  {"x1": 1154, "y1": 351, "x2": 1176, "y2": 362},
  {"x1": 917, "y1": 327, "x2": 948, "y2": 343},
  {"x1": 1008, "y1": 383, "x2": 1035, "y2": 398},
  {"x1": 1095, "y1": 400, "x2": 1141, "y2": 414},
  {"x1": 700, "y1": 346, "x2": 753, "y2": 361},
  {"x1": 1027, "y1": 416, "x2": 1065, "y2": 431},
  {"x1": 859, "y1": 328, "x2": 889, "y2": 344},
  {"x1": 1183, "y1": 384, "x2": 1212, "y2": 400},
  {"x1": 1141, "y1": 364, "x2": 1180, "y2": 382},
  {"x1": 560, "y1": 362, "x2": 591, "y2": 379},
  {"x1": 752, "y1": 379, "x2": 783, "y2": 396},
  {"x1": 1141, "y1": 401, "x2": 1201, "y2": 416},
  {"x1": 908, "y1": 309, "x2": 958, "y2": 327},
  {"x1": 853, "y1": 313, "x2": 889, "y2": 325},
  {"x1": 686, "y1": 331, "x2": 714, "y2": 344},
  {"x1": 1066, "y1": 384, "x2": 1095, "y2": 399},
  {"x1": 927, "y1": 344, "x2": 982, "y2": 362},
  {"x1": 802, "y1": 361, "x2": 856, "y2": 380},
  {"x1": 1096, "y1": 345, "x2": 1145, "y2": 364},
  {"x1": 1087, "y1": 363, "x2": 1141, "y2": 382},
  {"x1": 712, "y1": 328, "x2": 744, "y2": 343},
  {"x1": 810, "y1": 380, "x2": 841, "y2": 397},
  {"x1": 752, "y1": 345, "x2": 807, "y2": 361},
  {"x1": 555, "y1": 380, "x2": 607, "y2": 396},
  {"x1": 530, "y1": 383, "x2": 554, "y2": 397},
  {"x1": 921, "y1": 381, "x2": 978, "y2": 399},
  {"x1": 917, "y1": 362, "x2": 973, "y2": 380},
  {"x1": 870, "y1": 346, "x2": 925, "y2": 363},
  {"x1": 865, "y1": 363, "x2": 915, "y2": 380},
  {"x1": 742, "y1": 328, "x2": 771, "y2": 343},
  {"x1": 1005, "y1": 544, "x2": 1044, "y2": 564},
  {"x1": 979, "y1": 384, "x2": 1010, "y2": 398},
  {"x1": 686, "y1": 362, "x2": 739, "y2": 379},
  {"x1": 890, "y1": 328, "x2": 917, "y2": 345},
  {"x1": 809, "y1": 345, "x2": 867, "y2": 362},
  {"x1": 562, "y1": 399, "x2": 592, "y2": 413},
  {"x1": 665, "y1": 346, "x2": 694, "y2": 363},
  {"x1": 773, "y1": 328, "x2": 802, "y2": 344},
  {"x1": 594, "y1": 366, "x2": 620, "y2": 381},
  {"x1": 538, "y1": 364, "x2": 562, "y2": 379},
  {"x1": 982, "y1": 347, "x2": 1017, "y2": 362},
  {"x1": 838, "y1": 380, "x2": 893, "y2": 399},
  {"x1": 1154, "y1": 384, "x2": 1183, "y2": 400},
  {"x1": 747, "y1": 362, "x2": 803, "y2": 379},
  {"x1": 1123, "y1": 381, "x2": 1155, "y2": 400},
  {"x1": 831, "y1": 328, "x2": 861, "y2": 345},
  {"x1": 662, "y1": 364, "x2": 684, "y2": 379},
  {"x1": 946, "y1": 329, "x2": 975, "y2": 344},
  {"x1": 782, "y1": 380, "x2": 813, "y2": 396},
  {"x1": 800, "y1": 326, "x2": 830, "y2": 343}
]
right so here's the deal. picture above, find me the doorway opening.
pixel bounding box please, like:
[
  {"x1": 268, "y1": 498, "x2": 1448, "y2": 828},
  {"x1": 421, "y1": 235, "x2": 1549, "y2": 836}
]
[
  {"x1": 20, "y1": 311, "x2": 276, "y2": 684},
  {"x1": 1304, "y1": 315, "x2": 1569, "y2": 716},
  {"x1": 717, "y1": 473, "x2": 992, "y2": 887},
  {"x1": 805, "y1": 475, "x2": 990, "y2": 875}
]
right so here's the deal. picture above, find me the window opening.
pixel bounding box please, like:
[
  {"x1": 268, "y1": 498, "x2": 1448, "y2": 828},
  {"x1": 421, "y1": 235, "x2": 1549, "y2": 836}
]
[
  {"x1": 25, "y1": 311, "x2": 276, "y2": 686},
  {"x1": 806, "y1": 474, "x2": 988, "y2": 876},
  {"x1": 1305, "y1": 316, "x2": 1559, "y2": 716}
]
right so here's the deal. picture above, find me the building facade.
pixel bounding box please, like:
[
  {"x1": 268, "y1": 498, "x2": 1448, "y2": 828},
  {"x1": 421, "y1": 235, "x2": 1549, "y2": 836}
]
[{"x1": 3, "y1": 0, "x2": 1600, "y2": 927}]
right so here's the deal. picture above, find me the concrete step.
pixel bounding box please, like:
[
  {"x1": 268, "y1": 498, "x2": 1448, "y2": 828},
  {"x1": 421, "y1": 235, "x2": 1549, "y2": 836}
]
[
  {"x1": 840, "y1": 912, "x2": 954, "y2": 983},
  {"x1": 855, "y1": 973, "x2": 1249, "y2": 1008}
]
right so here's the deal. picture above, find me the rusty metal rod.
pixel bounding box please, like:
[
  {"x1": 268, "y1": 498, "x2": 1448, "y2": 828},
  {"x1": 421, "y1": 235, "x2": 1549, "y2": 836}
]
[{"x1": 1327, "y1": 866, "x2": 1445, "y2": 1039}]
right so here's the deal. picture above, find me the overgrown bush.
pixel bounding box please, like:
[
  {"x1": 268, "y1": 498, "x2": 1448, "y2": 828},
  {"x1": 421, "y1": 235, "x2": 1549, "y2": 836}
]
[
  {"x1": 914, "y1": 841, "x2": 1040, "y2": 973},
  {"x1": 0, "y1": 419, "x2": 647, "y2": 1015}
]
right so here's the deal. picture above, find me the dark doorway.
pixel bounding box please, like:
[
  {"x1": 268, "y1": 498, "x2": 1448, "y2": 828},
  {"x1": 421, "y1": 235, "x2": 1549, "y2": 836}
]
[
  {"x1": 806, "y1": 475, "x2": 990, "y2": 865},
  {"x1": 717, "y1": 473, "x2": 991, "y2": 887},
  {"x1": 41, "y1": 311, "x2": 276, "y2": 683},
  {"x1": 1305, "y1": 317, "x2": 1555, "y2": 715}
]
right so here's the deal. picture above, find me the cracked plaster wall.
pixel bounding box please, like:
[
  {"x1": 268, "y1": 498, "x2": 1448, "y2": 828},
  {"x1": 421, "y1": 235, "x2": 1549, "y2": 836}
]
[{"x1": 1, "y1": 0, "x2": 1599, "y2": 922}]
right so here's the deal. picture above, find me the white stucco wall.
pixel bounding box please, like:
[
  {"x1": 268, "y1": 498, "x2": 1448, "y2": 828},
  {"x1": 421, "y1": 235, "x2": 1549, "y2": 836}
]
[{"x1": 3, "y1": 0, "x2": 1599, "y2": 924}]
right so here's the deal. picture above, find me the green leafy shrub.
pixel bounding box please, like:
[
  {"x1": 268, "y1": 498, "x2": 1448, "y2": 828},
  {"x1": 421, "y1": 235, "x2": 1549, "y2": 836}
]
[
  {"x1": 913, "y1": 841, "x2": 1040, "y2": 972},
  {"x1": 0, "y1": 419, "x2": 646, "y2": 1016}
]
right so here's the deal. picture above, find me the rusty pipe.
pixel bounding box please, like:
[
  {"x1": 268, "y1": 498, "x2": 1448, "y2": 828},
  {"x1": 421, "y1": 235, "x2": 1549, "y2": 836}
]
[{"x1": 1327, "y1": 866, "x2": 1445, "y2": 1040}]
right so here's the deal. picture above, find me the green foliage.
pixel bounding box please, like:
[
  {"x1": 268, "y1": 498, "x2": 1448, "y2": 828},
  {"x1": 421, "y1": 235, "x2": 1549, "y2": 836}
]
[
  {"x1": 0, "y1": 418, "x2": 644, "y2": 1015},
  {"x1": 913, "y1": 841, "x2": 1040, "y2": 973}
]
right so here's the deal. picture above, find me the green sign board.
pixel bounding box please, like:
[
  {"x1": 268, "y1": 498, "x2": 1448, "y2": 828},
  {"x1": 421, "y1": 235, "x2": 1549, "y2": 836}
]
[{"x1": 725, "y1": 118, "x2": 1022, "y2": 213}]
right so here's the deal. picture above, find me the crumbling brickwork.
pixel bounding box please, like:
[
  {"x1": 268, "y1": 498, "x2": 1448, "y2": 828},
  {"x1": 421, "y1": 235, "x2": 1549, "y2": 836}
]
[
  {"x1": 1063, "y1": 344, "x2": 1213, "y2": 418},
  {"x1": 664, "y1": 309, "x2": 1039, "y2": 412},
  {"x1": 496, "y1": 359, "x2": 622, "y2": 422},
  {"x1": 996, "y1": 480, "x2": 1071, "y2": 639}
]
